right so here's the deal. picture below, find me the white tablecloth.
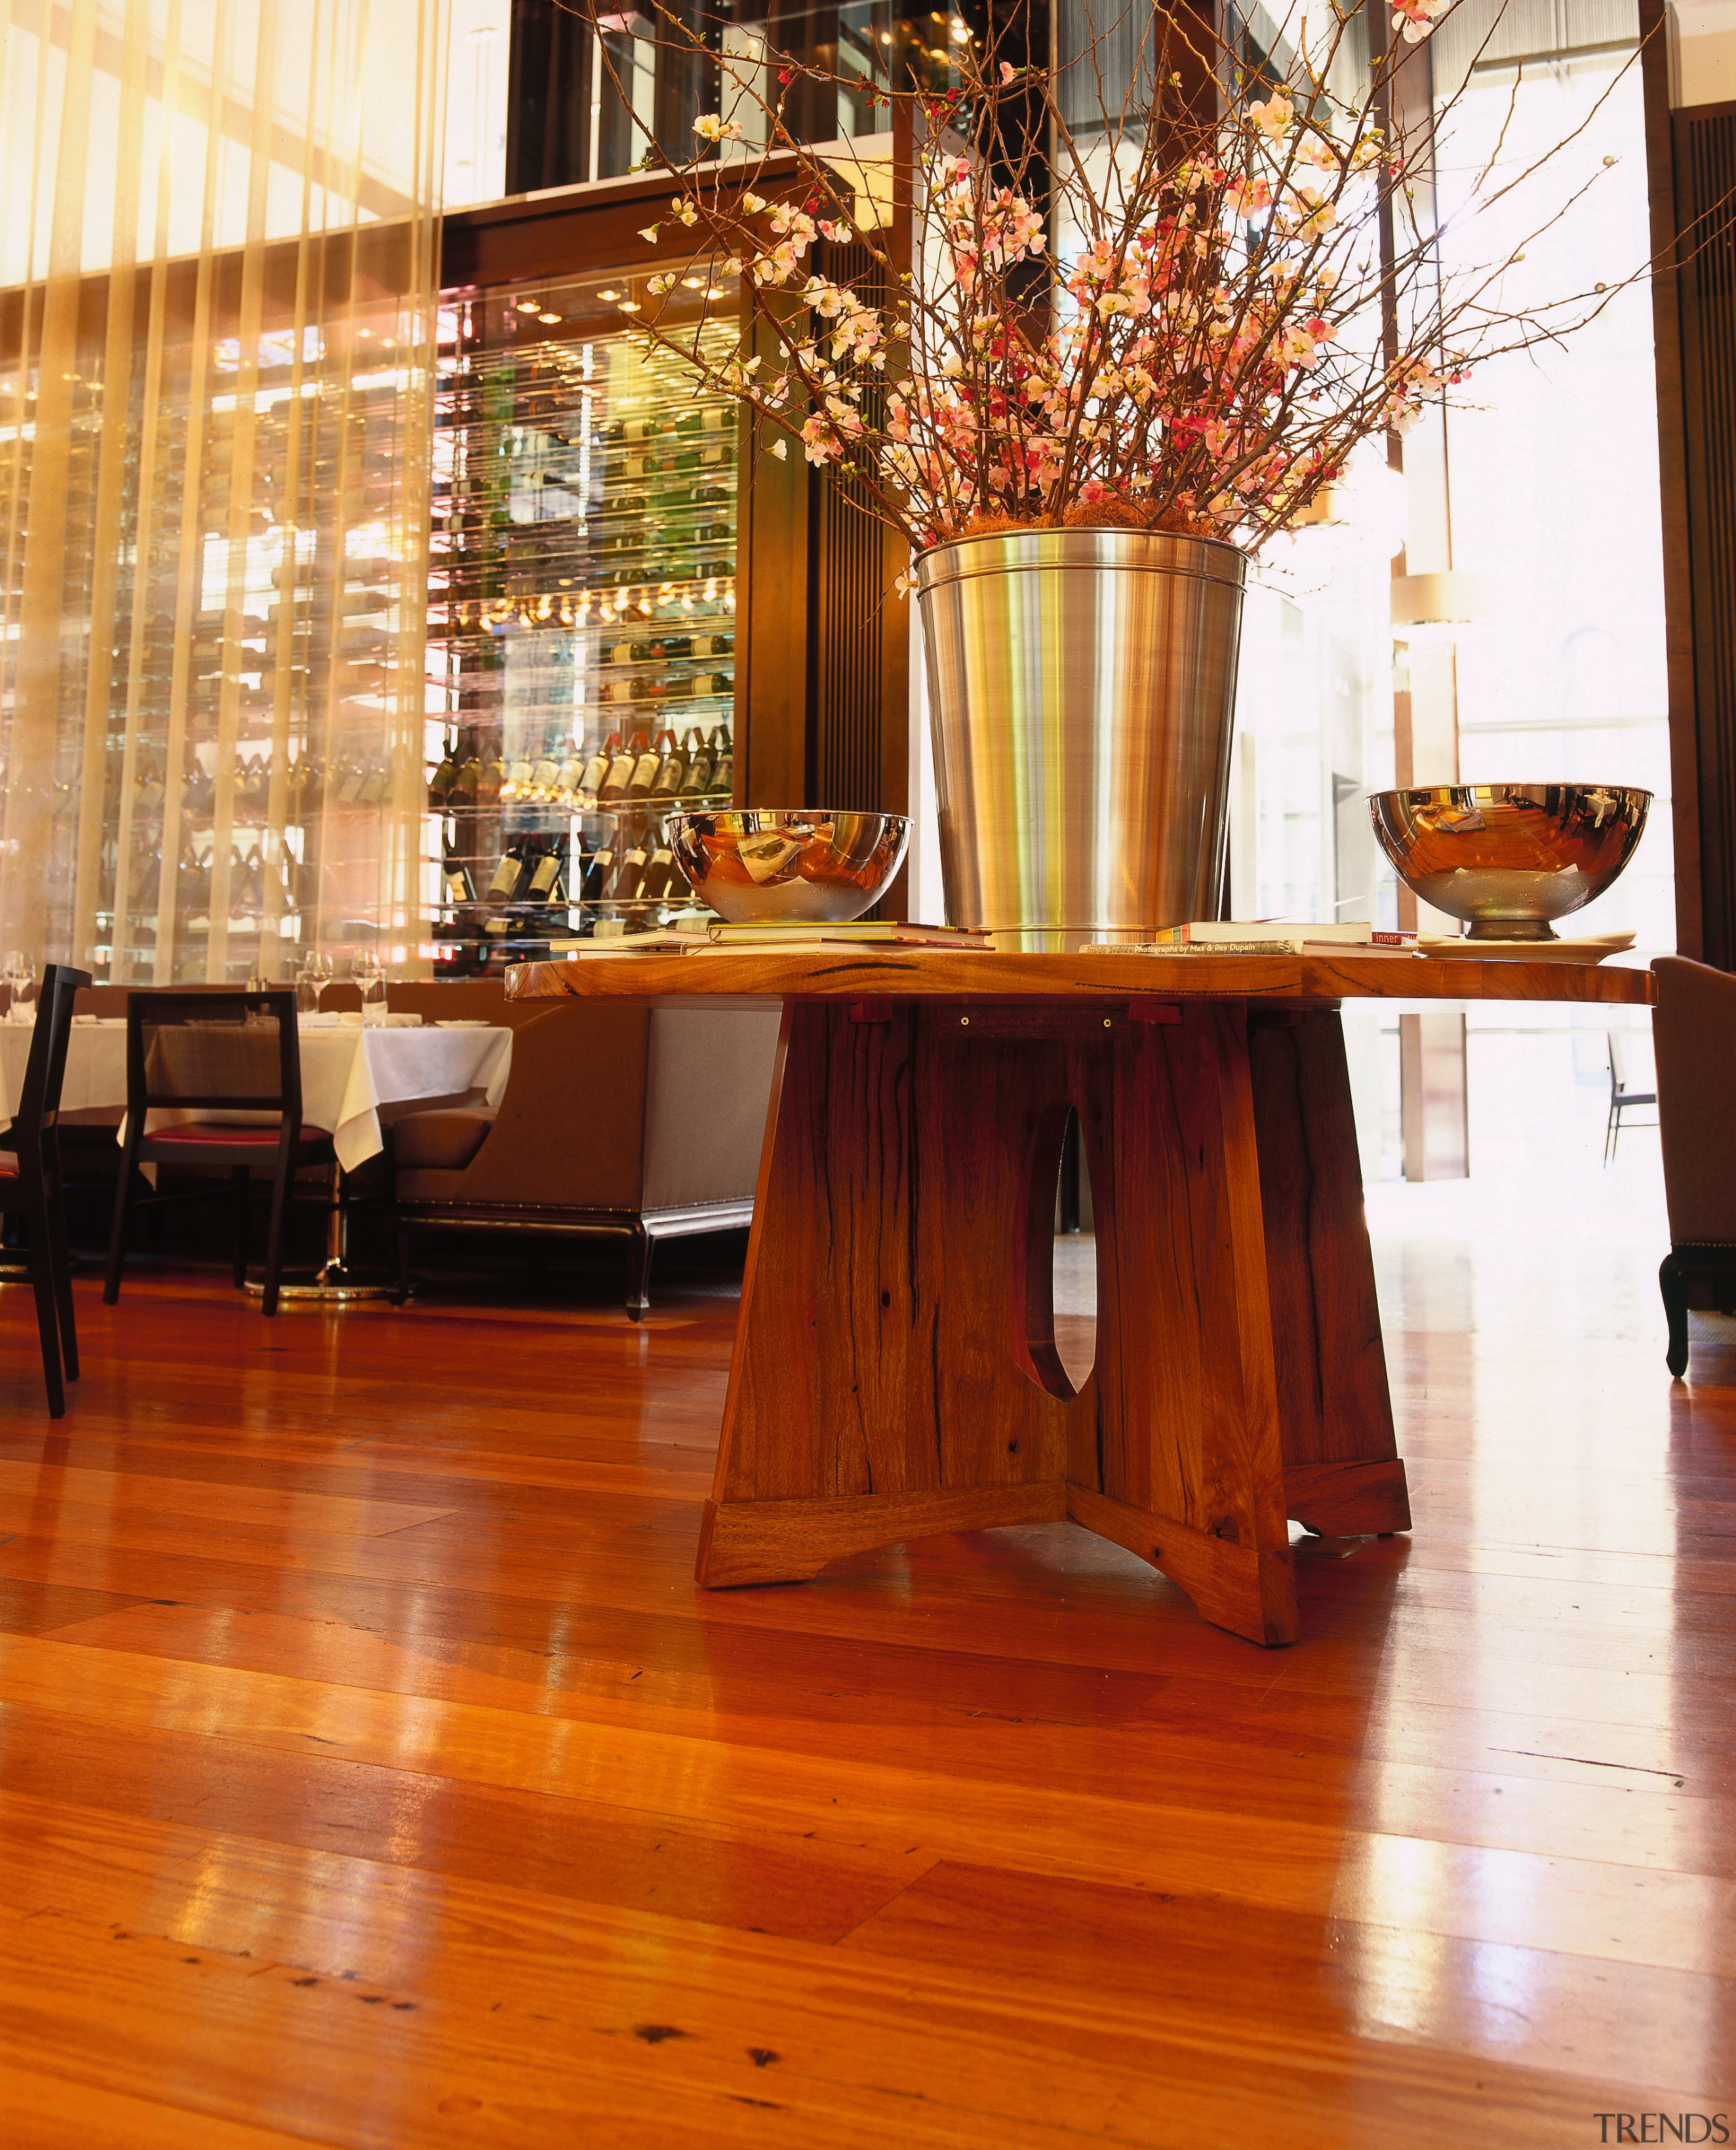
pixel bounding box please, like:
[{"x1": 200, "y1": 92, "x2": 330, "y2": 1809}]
[{"x1": 0, "y1": 1019, "x2": 513, "y2": 1174}]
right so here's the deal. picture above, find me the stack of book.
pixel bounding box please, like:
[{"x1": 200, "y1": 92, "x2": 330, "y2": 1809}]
[
  {"x1": 1085, "y1": 922, "x2": 1413, "y2": 956},
  {"x1": 559, "y1": 921, "x2": 993, "y2": 959}
]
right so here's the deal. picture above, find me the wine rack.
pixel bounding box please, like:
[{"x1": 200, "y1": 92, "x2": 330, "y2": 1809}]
[{"x1": 427, "y1": 274, "x2": 741, "y2": 969}]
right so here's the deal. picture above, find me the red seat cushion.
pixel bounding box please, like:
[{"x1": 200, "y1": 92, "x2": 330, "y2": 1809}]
[{"x1": 144, "y1": 1122, "x2": 332, "y2": 1148}]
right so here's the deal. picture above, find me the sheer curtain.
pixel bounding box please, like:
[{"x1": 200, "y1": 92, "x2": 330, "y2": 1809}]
[{"x1": 0, "y1": 0, "x2": 448, "y2": 981}]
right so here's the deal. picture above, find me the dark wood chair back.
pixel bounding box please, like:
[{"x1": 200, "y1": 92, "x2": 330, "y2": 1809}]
[
  {"x1": 10, "y1": 962, "x2": 93, "y2": 1167},
  {"x1": 124, "y1": 990, "x2": 304, "y2": 1131},
  {"x1": 2, "y1": 963, "x2": 93, "y2": 1417}
]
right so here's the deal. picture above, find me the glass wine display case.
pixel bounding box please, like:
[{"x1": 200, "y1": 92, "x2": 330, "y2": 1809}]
[{"x1": 427, "y1": 270, "x2": 742, "y2": 969}]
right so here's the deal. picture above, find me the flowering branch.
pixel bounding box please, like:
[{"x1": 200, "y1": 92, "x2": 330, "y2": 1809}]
[{"x1": 575, "y1": 0, "x2": 1650, "y2": 566}]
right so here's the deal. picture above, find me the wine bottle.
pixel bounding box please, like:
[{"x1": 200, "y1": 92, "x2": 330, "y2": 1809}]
[
  {"x1": 132, "y1": 846, "x2": 162, "y2": 912},
  {"x1": 241, "y1": 755, "x2": 271, "y2": 819},
  {"x1": 452, "y1": 754, "x2": 480, "y2": 808},
  {"x1": 179, "y1": 839, "x2": 212, "y2": 918},
  {"x1": 554, "y1": 750, "x2": 585, "y2": 803},
  {"x1": 609, "y1": 840, "x2": 648, "y2": 903},
  {"x1": 530, "y1": 751, "x2": 561, "y2": 799},
  {"x1": 679, "y1": 732, "x2": 715, "y2": 797},
  {"x1": 502, "y1": 756, "x2": 534, "y2": 801},
  {"x1": 599, "y1": 731, "x2": 637, "y2": 804},
  {"x1": 429, "y1": 749, "x2": 458, "y2": 810},
  {"x1": 443, "y1": 855, "x2": 475, "y2": 907},
  {"x1": 526, "y1": 839, "x2": 564, "y2": 902},
  {"x1": 486, "y1": 846, "x2": 525, "y2": 902},
  {"x1": 651, "y1": 732, "x2": 690, "y2": 799},
  {"x1": 580, "y1": 844, "x2": 614, "y2": 903},
  {"x1": 627, "y1": 729, "x2": 667, "y2": 801},
  {"x1": 638, "y1": 844, "x2": 675, "y2": 903},
  {"x1": 711, "y1": 725, "x2": 734, "y2": 794},
  {"x1": 577, "y1": 733, "x2": 614, "y2": 808}
]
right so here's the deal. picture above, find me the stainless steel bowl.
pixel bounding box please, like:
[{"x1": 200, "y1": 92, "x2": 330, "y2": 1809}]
[
  {"x1": 1368, "y1": 783, "x2": 1651, "y2": 940},
  {"x1": 665, "y1": 809, "x2": 911, "y2": 925}
]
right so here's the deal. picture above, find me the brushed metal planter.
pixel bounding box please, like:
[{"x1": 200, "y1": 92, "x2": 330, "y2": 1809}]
[{"x1": 914, "y1": 528, "x2": 1248, "y2": 950}]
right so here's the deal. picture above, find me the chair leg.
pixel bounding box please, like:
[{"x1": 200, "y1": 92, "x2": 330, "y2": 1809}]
[
  {"x1": 24, "y1": 1198, "x2": 65, "y2": 1418},
  {"x1": 1661, "y1": 1251, "x2": 1691, "y2": 1379},
  {"x1": 45, "y1": 1170, "x2": 78, "y2": 1382},
  {"x1": 260, "y1": 1159, "x2": 292, "y2": 1316},
  {"x1": 392, "y1": 1220, "x2": 412, "y2": 1306},
  {"x1": 625, "y1": 1220, "x2": 652, "y2": 1321},
  {"x1": 232, "y1": 1165, "x2": 251, "y2": 1287},
  {"x1": 103, "y1": 1154, "x2": 138, "y2": 1305}
]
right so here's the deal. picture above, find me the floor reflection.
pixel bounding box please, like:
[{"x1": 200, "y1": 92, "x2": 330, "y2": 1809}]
[{"x1": 1051, "y1": 1232, "x2": 1097, "y2": 1394}]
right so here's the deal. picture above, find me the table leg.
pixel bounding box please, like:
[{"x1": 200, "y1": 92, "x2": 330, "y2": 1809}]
[
  {"x1": 696, "y1": 998, "x2": 1305, "y2": 1647},
  {"x1": 1247, "y1": 1009, "x2": 1412, "y2": 1536},
  {"x1": 246, "y1": 1164, "x2": 394, "y2": 1304}
]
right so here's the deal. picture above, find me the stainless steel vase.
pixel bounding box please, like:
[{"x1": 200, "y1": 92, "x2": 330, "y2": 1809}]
[{"x1": 914, "y1": 528, "x2": 1248, "y2": 950}]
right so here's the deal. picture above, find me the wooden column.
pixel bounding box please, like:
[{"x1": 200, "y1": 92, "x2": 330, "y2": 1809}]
[{"x1": 1657, "y1": 85, "x2": 1736, "y2": 971}]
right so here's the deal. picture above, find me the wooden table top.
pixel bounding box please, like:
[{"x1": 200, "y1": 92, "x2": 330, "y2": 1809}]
[{"x1": 507, "y1": 945, "x2": 1655, "y2": 1007}]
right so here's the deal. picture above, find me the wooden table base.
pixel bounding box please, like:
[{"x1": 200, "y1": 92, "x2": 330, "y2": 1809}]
[{"x1": 698, "y1": 996, "x2": 1410, "y2": 1645}]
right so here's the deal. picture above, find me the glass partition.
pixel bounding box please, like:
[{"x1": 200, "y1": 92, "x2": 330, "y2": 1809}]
[{"x1": 426, "y1": 271, "x2": 742, "y2": 966}]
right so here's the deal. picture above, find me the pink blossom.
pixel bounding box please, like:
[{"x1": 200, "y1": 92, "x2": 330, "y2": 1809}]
[
  {"x1": 800, "y1": 415, "x2": 842, "y2": 465},
  {"x1": 1392, "y1": 0, "x2": 1451, "y2": 42}
]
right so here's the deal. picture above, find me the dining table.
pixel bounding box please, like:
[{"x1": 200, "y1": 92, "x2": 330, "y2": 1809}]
[
  {"x1": 0, "y1": 1012, "x2": 514, "y2": 1297},
  {"x1": 509, "y1": 942, "x2": 1653, "y2": 1645}
]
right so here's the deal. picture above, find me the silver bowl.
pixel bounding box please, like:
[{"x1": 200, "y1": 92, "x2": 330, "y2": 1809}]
[
  {"x1": 666, "y1": 809, "x2": 911, "y2": 924},
  {"x1": 1369, "y1": 783, "x2": 1651, "y2": 940}
]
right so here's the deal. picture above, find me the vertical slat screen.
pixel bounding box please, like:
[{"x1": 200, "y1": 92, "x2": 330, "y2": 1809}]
[{"x1": 0, "y1": 0, "x2": 448, "y2": 982}]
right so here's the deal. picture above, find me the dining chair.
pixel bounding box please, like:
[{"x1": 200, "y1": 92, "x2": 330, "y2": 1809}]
[
  {"x1": 0, "y1": 962, "x2": 92, "y2": 1414},
  {"x1": 1604, "y1": 1028, "x2": 1657, "y2": 1164},
  {"x1": 104, "y1": 990, "x2": 335, "y2": 1316},
  {"x1": 1653, "y1": 956, "x2": 1736, "y2": 1376}
]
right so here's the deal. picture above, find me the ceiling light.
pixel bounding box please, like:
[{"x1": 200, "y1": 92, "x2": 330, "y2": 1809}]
[
  {"x1": 515, "y1": 300, "x2": 539, "y2": 312},
  {"x1": 538, "y1": 311, "x2": 561, "y2": 324},
  {"x1": 949, "y1": 16, "x2": 968, "y2": 39},
  {"x1": 597, "y1": 288, "x2": 620, "y2": 301},
  {"x1": 705, "y1": 285, "x2": 724, "y2": 298},
  {"x1": 616, "y1": 300, "x2": 641, "y2": 313},
  {"x1": 682, "y1": 276, "x2": 703, "y2": 289}
]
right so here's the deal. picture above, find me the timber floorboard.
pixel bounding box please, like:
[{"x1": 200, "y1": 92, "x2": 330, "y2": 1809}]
[{"x1": 0, "y1": 1226, "x2": 1730, "y2": 2147}]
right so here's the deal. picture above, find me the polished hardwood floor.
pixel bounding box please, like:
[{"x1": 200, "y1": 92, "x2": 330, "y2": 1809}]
[{"x1": 0, "y1": 1151, "x2": 1731, "y2": 2145}]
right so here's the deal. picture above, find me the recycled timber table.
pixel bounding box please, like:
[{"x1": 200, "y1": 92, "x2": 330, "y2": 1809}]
[{"x1": 510, "y1": 950, "x2": 1652, "y2": 1645}]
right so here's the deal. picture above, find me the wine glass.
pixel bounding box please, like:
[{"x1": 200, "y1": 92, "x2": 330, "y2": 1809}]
[
  {"x1": 294, "y1": 950, "x2": 332, "y2": 1015},
  {"x1": 351, "y1": 950, "x2": 386, "y2": 1027},
  {"x1": 3, "y1": 950, "x2": 36, "y2": 1027}
]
